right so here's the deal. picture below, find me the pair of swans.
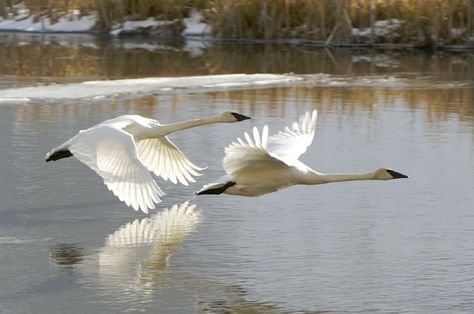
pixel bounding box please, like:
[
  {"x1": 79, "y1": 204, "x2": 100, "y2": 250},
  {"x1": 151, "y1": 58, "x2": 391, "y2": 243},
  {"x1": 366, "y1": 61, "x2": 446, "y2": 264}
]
[{"x1": 46, "y1": 110, "x2": 407, "y2": 213}]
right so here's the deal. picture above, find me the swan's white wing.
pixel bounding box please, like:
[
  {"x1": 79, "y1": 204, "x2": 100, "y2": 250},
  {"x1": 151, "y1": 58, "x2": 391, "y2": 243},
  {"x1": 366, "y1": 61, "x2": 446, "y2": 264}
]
[
  {"x1": 223, "y1": 125, "x2": 290, "y2": 178},
  {"x1": 100, "y1": 114, "x2": 203, "y2": 185},
  {"x1": 136, "y1": 137, "x2": 205, "y2": 186},
  {"x1": 267, "y1": 110, "x2": 318, "y2": 166},
  {"x1": 68, "y1": 125, "x2": 164, "y2": 213}
]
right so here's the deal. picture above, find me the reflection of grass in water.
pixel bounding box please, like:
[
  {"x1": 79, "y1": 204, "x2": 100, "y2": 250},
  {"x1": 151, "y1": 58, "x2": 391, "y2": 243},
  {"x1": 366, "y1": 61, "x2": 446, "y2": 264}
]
[
  {"x1": 12, "y1": 82, "x2": 474, "y2": 134},
  {"x1": 205, "y1": 85, "x2": 474, "y2": 123},
  {"x1": 2, "y1": 40, "x2": 473, "y2": 79}
]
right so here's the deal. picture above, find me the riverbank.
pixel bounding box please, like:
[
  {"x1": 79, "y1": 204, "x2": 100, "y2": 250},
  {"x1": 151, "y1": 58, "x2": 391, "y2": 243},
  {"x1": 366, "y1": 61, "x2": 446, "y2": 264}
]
[{"x1": 1, "y1": 1, "x2": 474, "y2": 49}]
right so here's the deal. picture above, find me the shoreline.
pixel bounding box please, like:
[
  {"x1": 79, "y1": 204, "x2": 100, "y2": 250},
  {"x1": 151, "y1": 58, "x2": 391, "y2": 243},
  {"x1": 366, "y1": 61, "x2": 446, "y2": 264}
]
[
  {"x1": 1, "y1": 7, "x2": 474, "y2": 51},
  {"x1": 1, "y1": 29, "x2": 474, "y2": 51}
]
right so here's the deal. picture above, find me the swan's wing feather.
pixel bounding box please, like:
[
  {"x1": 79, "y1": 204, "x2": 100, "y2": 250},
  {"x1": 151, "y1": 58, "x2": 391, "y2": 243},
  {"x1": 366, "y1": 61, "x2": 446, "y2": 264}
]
[
  {"x1": 136, "y1": 137, "x2": 205, "y2": 186},
  {"x1": 223, "y1": 125, "x2": 289, "y2": 178},
  {"x1": 68, "y1": 125, "x2": 164, "y2": 213},
  {"x1": 267, "y1": 110, "x2": 317, "y2": 166}
]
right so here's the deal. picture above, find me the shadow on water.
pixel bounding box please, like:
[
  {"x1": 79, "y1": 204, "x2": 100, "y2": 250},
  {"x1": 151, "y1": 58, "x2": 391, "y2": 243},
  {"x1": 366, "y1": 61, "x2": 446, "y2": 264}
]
[{"x1": 50, "y1": 243, "x2": 85, "y2": 266}]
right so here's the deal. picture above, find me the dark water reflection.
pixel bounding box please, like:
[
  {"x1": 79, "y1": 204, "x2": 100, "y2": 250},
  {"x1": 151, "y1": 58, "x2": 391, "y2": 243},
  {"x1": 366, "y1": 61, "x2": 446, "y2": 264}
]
[
  {"x1": 1, "y1": 33, "x2": 474, "y2": 313},
  {"x1": 1, "y1": 32, "x2": 473, "y2": 83}
]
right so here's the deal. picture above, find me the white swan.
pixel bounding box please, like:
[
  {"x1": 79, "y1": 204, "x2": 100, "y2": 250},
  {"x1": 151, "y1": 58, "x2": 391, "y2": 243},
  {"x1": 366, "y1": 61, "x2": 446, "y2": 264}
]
[
  {"x1": 46, "y1": 112, "x2": 251, "y2": 213},
  {"x1": 197, "y1": 110, "x2": 407, "y2": 197}
]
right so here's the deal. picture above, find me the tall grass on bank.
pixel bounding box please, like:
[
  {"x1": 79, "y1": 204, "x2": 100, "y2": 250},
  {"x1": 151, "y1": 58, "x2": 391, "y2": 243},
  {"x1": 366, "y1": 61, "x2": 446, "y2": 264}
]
[
  {"x1": 95, "y1": 0, "x2": 207, "y2": 29},
  {"x1": 208, "y1": 0, "x2": 474, "y2": 45},
  {"x1": 1, "y1": 0, "x2": 474, "y2": 46},
  {"x1": 0, "y1": 0, "x2": 207, "y2": 28}
]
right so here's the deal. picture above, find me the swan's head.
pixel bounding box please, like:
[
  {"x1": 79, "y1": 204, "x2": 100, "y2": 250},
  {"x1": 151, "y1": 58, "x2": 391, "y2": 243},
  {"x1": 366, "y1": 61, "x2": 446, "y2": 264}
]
[
  {"x1": 374, "y1": 168, "x2": 409, "y2": 180},
  {"x1": 220, "y1": 111, "x2": 252, "y2": 122}
]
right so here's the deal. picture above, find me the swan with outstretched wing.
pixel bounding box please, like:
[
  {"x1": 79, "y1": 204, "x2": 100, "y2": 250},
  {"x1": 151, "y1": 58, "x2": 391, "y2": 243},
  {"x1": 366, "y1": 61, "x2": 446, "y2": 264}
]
[
  {"x1": 197, "y1": 110, "x2": 407, "y2": 197},
  {"x1": 46, "y1": 112, "x2": 251, "y2": 213}
]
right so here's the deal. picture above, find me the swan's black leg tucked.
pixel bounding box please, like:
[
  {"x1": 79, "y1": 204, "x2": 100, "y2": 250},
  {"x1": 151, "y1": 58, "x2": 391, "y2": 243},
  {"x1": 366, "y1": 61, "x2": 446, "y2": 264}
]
[
  {"x1": 197, "y1": 181, "x2": 236, "y2": 195},
  {"x1": 46, "y1": 149, "x2": 73, "y2": 162}
]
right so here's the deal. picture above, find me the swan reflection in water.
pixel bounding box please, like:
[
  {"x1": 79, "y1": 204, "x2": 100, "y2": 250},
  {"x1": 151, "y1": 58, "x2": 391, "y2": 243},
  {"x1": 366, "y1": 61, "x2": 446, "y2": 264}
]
[
  {"x1": 96, "y1": 201, "x2": 202, "y2": 291},
  {"x1": 49, "y1": 202, "x2": 314, "y2": 313},
  {"x1": 49, "y1": 201, "x2": 201, "y2": 299}
]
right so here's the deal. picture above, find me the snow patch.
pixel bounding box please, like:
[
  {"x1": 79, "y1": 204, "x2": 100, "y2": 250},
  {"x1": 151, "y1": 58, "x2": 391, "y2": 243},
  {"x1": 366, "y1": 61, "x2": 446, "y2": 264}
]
[
  {"x1": 0, "y1": 8, "x2": 212, "y2": 37},
  {"x1": 352, "y1": 19, "x2": 404, "y2": 41},
  {"x1": 0, "y1": 14, "x2": 96, "y2": 33},
  {"x1": 182, "y1": 11, "x2": 211, "y2": 36},
  {"x1": 110, "y1": 18, "x2": 179, "y2": 36}
]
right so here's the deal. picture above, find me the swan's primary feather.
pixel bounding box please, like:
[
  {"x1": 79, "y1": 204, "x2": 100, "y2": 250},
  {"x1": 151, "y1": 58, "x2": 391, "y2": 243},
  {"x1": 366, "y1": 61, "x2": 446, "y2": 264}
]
[
  {"x1": 68, "y1": 125, "x2": 164, "y2": 213},
  {"x1": 136, "y1": 137, "x2": 204, "y2": 186},
  {"x1": 266, "y1": 110, "x2": 317, "y2": 166},
  {"x1": 101, "y1": 114, "x2": 204, "y2": 186},
  {"x1": 223, "y1": 125, "x2": 289, "y2": 179},
  {"x1": 223, "y1": 111, "x2": 317, "y2": 176}
]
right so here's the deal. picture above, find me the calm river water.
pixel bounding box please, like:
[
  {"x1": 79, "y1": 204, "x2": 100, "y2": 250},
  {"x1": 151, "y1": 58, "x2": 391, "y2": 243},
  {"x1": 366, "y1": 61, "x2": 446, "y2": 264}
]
[{"x1": 0, "y1": 33, "x2": 473, "y2": 314}]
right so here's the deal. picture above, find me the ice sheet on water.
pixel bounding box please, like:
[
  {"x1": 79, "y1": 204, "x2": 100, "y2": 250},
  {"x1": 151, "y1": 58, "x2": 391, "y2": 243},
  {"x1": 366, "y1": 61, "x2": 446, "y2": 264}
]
[
  {"x1": 0, "y1": 236, "x2": 51, "y2": 244},
  {"x1": 0, "y1": 73, "x2": 467, "y2": 103},
  {"x1": 0, "y1": 74, "x2": 303, "y2": 102}
]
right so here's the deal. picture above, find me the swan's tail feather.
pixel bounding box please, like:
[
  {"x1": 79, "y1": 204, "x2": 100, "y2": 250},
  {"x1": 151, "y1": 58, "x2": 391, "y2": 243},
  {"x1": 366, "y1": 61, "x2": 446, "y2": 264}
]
[
  {"x1": 196, "y1": 181, "x2": 235, "y2": 195},
  {"x1": 45, "y1": 148, "x2": 73, "y2": 162}
]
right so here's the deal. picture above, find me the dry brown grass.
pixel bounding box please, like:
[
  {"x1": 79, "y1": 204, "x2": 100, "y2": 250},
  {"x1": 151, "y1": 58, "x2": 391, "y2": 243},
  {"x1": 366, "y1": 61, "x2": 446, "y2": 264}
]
[
  {"x1": 206, "y1": 0, "x2": 474, "y2": 45},
  {"x1": 94, "y1": 0, "x2": 208, "y2": 29},
  {"x1": 1, "y1": 0, "x2": 473, "y2": 45}
]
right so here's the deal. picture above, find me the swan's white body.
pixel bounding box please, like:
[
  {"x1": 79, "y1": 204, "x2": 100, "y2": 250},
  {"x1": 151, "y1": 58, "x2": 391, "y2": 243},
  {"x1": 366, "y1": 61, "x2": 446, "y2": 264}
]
[
  {"x1": 46, "y1": 112, "x2": 250, "y2": 213},
  {"x1": 197, "y1": 110, "x2": 408, "y2": 197}
]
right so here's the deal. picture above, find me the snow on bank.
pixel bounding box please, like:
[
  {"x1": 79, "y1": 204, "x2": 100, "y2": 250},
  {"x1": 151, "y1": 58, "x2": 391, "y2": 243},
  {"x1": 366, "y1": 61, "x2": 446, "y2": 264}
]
[
  {"x1": 0, "y1": 14, "x2": 96, "y2": 33},
  {"x1": 182, "y1": 11, "x2": 211, "y2": 36},
  {"x1": 110, "y1": 11, "x2": 211, "y2": 37},
  {"x1": 352, "y1": 19, "x2": 403, "y2": 42},
  {"x1": 0, "y1": 74, "x2": 303, "y2": 102},
  {"x1": 0, "y1": 8, "x2": 210, "y2": 37}
]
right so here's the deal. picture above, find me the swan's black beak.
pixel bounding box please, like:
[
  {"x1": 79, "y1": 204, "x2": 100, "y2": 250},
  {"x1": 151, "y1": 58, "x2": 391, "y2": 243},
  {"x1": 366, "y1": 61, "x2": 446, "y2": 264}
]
[
  {"x1": 231, "y1": 112, "x2": 252, "y2": 121},
  {"x1": 387, "y1": 169, "x2": 409, "y2": 179}
]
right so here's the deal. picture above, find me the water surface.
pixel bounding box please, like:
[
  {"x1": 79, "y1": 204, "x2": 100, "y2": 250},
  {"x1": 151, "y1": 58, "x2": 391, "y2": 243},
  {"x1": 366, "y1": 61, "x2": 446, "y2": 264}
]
[{"x1": 0, "y1": 34, "x2": 473, "y2": 314}]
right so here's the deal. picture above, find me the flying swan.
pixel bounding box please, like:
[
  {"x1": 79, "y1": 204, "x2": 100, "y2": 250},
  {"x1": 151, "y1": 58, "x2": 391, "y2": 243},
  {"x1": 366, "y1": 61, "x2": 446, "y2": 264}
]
[
  {"x1": 45, "y1": 112, "x2": 251, "y2": 213},
  {"x1": 197, "y1": 110, "x2": 407, "y2": 197}
]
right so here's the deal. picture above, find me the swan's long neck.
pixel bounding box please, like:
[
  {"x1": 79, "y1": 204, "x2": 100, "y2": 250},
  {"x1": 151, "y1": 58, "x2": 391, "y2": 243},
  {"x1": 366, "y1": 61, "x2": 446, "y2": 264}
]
[
  {"x1": 148, "y1": 115, "x2": 224, "y2": 138},
  {"x1": 301, "y1": 169, "x2": 376, "y2": 185}
]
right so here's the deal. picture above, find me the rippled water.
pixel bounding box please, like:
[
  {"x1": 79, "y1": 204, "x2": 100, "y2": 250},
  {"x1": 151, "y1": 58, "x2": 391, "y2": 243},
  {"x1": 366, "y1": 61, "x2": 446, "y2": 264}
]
[{"x1": 0, "y1": 34, "x2": 474, "y2": 314}]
